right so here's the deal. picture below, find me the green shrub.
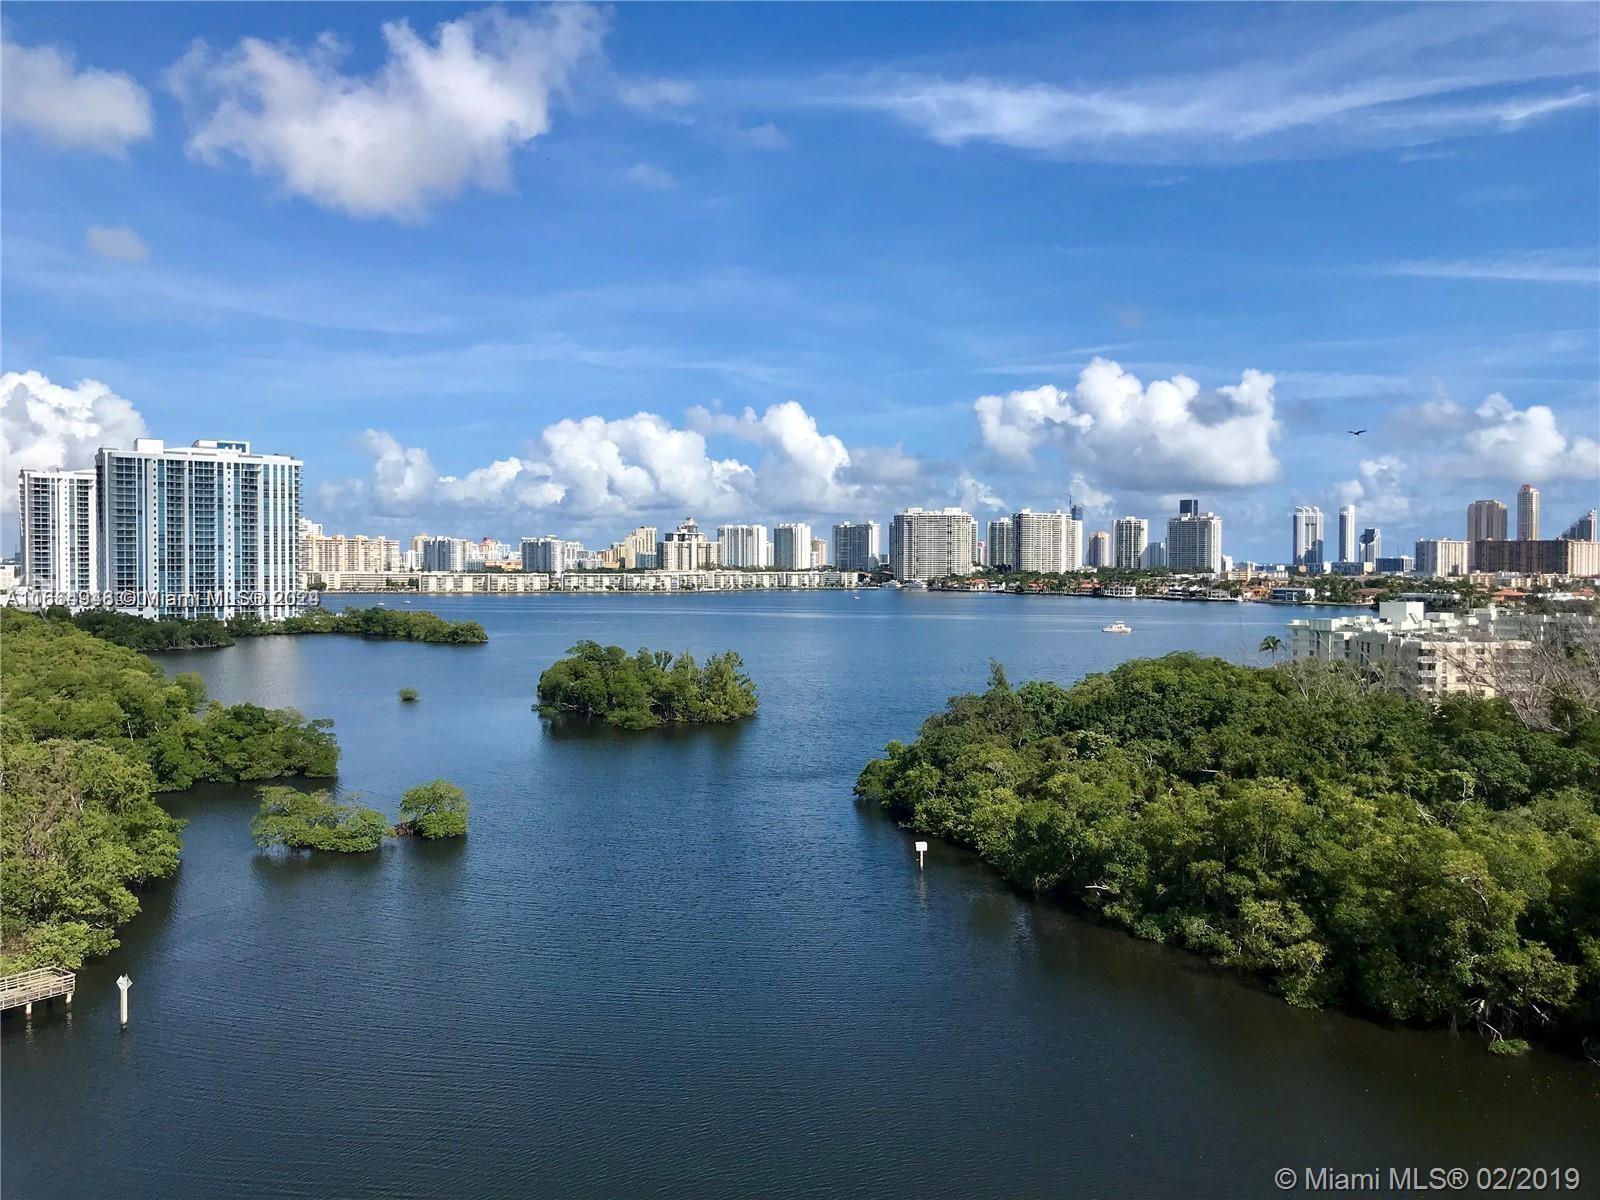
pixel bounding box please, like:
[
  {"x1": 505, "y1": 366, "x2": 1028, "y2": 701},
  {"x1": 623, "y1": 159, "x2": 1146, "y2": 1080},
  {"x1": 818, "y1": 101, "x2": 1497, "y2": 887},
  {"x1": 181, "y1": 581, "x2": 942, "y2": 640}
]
[{"x1": 398, "y1": 780, "x2": 468, "y2": 839}]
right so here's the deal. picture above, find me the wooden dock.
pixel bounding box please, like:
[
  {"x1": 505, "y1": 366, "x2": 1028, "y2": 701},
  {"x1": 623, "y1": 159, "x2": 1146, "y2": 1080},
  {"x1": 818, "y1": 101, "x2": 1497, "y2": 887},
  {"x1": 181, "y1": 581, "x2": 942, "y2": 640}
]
[{"x1": 0, "y1": 967, "x2": 76, "y2": 1016}]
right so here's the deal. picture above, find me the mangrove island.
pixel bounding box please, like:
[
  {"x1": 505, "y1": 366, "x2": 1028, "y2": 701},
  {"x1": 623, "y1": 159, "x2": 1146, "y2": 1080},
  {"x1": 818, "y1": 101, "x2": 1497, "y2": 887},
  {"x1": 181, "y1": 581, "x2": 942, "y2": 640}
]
[
  {"x1": 855, "y1": 653, "x2": 1600, "y2": 1057},
  {"x1": 536, "y1": 640, "x2": 759, "y2": 729}
]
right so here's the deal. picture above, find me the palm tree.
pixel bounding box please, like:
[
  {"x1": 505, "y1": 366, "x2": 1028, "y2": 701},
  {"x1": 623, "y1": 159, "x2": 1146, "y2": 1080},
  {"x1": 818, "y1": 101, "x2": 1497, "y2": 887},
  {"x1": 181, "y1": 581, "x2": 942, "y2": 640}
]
[{"x1": 1258, "y1": 635, "x2": 1285, "y2": 663}]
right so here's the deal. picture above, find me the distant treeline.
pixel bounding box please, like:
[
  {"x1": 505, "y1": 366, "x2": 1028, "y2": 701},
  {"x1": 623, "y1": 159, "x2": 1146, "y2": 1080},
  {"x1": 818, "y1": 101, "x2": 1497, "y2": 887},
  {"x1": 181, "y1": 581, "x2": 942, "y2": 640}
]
[
  {"x1": 537, "y1": 641, "x2": 759, "y2": 729},
  {"x1": 59, "y1": 605, "x2": 488, "y2": 651},
  {"x1": 856, "y1": 653, "x2": 1600, "y2": 1057},
  {"x1": 0, "y1": 610, "x2": 340, "y2": 974}
]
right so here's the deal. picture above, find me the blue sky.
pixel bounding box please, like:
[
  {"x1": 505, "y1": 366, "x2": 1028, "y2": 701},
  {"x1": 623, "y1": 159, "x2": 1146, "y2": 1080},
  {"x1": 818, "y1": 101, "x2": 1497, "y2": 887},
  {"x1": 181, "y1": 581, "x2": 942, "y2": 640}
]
[{"x1": 3, "y1": 1, "x2": 1597, "y2": 559}]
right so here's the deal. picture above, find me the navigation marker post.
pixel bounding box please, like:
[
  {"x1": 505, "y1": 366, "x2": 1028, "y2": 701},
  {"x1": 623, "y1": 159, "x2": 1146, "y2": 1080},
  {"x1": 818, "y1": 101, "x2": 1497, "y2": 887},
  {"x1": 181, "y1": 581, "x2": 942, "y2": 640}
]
[
  {"x1": 914, "y1": 841, "x2": 928, "y2": 870},
  {"x1": 116, "y1": 974, "x2": 132, "y2": 1028}
]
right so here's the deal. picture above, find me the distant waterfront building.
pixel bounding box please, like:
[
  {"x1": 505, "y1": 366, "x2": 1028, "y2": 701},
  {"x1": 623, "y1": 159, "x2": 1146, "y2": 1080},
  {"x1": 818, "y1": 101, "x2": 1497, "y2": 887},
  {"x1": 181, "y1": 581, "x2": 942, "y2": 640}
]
[
  {"x1": 658, "y1": 517, "x2": 719, "y2": 571},
  {"x1": 1337, "y1": 504, "x2": 1357, "y2": 563},
  {"x1": 1359, "y1": 527, "x2": 1381, "y2": 566},
  {"x1": 18, "y1": 468, "x2": 98, "y2": 594},
  {"x1": 1517, "y1": 484, "x2": 1540, "y2": 541},
  {"x1": 1291, "y1": 505, "x2": 1325, "y2": 566},
  {"x1": 96, "y1": 438, "x2": 301, "y2": 618},
  {"x1": 1559, "y1": 509, "x2": 1598, "y2": 541},
  {"x1": 421, "y1": 536, "x2": 468, "y2": 573},
  {"x1": 773, "y1": 523, "x2": 813, "y2": 570},
  {"x1": 1375, "y1": 555, "x2": 1413, "y2": 574},
  {"x1": 1471, "y1": 539, "x2": 1600, "y2": 577},
  {"x1": 302, "y1": 532, "x2": 402, "y2": 577},
  {"x1": 985, "y1": 518, "x2": 1015, "y2": 569},
  {"x1": 616, "y1": 526, "x2": 659, "y2": 570},
  {"x1": 1112, "y1": 517, "x2": 1148, "y2": 570},
  {"x1": 810, "y1": 536, "x2": 829, "y2": 568},
  {"x1": 520, "y1": 536, "x2": 584, "y2": 574},
  {"x1": 718, "y1": 524, "x2": 772, "y2": 568},
  {"x1": 890, "y1": 507, "x2": 977, "y2": 581},
  {"x1": 1414, "y1": 537, "x2": 1470, "y2": 578},
  {"x1": 832, "y1": 521, "x2": 880, "y2": 572},
  {"x1": 1086, "y1": 530, "x2": 1110, "y2": 568},
  {"x1": 1139, "y1": 541, "x2": 1167, "y2": 570},
  {"x1": 1168, "y1": 501, "x2": 1223, "y2": 574},
  {"x1": 1012, "y1": 509, "x2": 1080, "y2": 574},
  {"x1": 1467, "y1": 498, "x2": 1508, "y2": 544}
]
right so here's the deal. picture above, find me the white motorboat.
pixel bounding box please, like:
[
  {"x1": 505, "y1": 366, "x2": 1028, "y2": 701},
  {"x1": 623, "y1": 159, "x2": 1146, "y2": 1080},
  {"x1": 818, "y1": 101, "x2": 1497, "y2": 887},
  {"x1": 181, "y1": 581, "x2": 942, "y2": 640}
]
[{"x1": 1102, "y1": 620, "x2": 1133, "y2": 634}]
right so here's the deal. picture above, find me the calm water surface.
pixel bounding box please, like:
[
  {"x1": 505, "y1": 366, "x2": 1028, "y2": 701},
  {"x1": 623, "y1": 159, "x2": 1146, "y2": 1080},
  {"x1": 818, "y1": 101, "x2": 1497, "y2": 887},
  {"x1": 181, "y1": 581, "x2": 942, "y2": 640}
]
[{"x1": 5, "y1": 591, "x2": 1597, "y2": 1199}]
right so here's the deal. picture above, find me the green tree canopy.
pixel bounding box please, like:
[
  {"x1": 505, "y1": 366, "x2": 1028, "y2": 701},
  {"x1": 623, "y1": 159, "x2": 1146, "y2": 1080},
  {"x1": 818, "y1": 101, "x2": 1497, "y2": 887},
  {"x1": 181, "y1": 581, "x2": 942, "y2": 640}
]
[
  {"x1": 398, "y1": 780, "x2": 468, "y2": 839},
  {"x1": 856, "y1": 652, "x2": 1600, "y2": 1054},
  {"x1": 250, "y1": 788, "x2": 391, "y2": 854},
  {"x1": 536, "y1": 641, "x2": 759, "y2": 729}
]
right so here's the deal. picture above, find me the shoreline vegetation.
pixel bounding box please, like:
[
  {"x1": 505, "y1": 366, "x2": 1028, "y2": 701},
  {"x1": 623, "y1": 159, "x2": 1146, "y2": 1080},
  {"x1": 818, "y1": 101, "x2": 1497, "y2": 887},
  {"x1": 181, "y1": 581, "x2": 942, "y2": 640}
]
[
  {"x1": 536, "y1": 641, "x2": 759, "y2": 729},
  {"x1": 250, "y1": 779, "x2": 467, "y2": 853},
  {"x1": 0, "y1": 610, "x2": 340, "y2": 974},
  {"x1": 58, "y1": 606, "x2": 488, "y2": 652},
  {"x1": 856, "y1": 653, "x2": 1600, "y2": 1058}
]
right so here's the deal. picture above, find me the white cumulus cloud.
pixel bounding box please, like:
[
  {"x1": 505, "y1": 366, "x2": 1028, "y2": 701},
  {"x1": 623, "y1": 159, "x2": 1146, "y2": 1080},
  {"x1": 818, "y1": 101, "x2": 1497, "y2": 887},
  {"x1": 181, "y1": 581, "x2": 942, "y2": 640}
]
[
  {"x1": 324, "y1": 400, "x2": 955, "y2": 532},
  {"x1": 973, "y1": 357, "x2": 1282, "y2": 490},
  {"x1": 1, "y1": 36, "x2": 153, "y2": 156},
  {"x1": 1412, "y1": 393, "x2": 1600, "y2": 481},
  {"x1": 167, "y1": 4, "x2": 605, "y2": 220},
  {"x1": 334, "y1": 411, "x2": 756, "y2": 524},
  {"x1": 687, "y1": 400, "x2": 857, "y2": 510},
  {"x1": 0, "y1": 371, "x2": 149, "y2": 510},
  {"x1": 1335, "y1": 455, "x2": 1415, "y2": 524}
]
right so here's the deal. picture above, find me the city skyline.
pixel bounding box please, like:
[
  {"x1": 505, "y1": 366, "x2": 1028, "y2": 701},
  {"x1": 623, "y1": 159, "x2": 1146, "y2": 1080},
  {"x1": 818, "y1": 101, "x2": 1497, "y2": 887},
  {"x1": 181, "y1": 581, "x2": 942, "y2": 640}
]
[{"x1": 2, "y1": 3, "x2": 1598, "y2": 558}]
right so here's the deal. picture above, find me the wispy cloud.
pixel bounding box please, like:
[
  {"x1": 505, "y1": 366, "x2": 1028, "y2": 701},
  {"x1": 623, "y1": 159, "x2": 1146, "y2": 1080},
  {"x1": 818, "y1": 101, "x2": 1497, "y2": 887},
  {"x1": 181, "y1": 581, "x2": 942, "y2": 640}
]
[
  {"x1": 625, "y1": 162, "x2": 676, "y2": 189},
  {"x1": 816, "y1": 6, "x2": 1597, "y2": 162},
  {"x1": 1378, "y1": 250, "x2": 1599, "y2": 286}
]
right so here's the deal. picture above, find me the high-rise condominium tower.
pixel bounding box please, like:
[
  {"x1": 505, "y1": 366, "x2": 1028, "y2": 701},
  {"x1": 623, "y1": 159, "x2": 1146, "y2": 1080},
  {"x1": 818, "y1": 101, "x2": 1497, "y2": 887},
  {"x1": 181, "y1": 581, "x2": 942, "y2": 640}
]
[
  {"x1": 772, "y1": 523, "x2": 813, "y2": 569},
  {"x1": 1086, "y1": 530, "x2": 1110, "y2": 568},
  {"x1": 18, "y1": 468, "x2": 98, "y2": 594},
  {"x1": 1466, "y1": 499, "x2": 1508, "y2": 543},
  {"x1": 96, "y1": 438, "x2": 301, "y2": 619},
  {"x1": 519, "y1": 536, "x2": 584, "y2": 574},
  {"x1": 1338, "y1": 504, "x2": 1357, "y2": 563},
  {"x1": 1291, "y1": 505, "x2": 1325, "y2": 566},
  {"x1": 1560, "y1": 509, "x2": 1598, "y2": 541},
  {"x1": 658, "y1": 517, "x2": 718, "y2": 571},
  {"x1": 718, "y1": 524, "x2": 772, "y2": 568},
  {"x1": 1518, "y1": 484, "x2": 1540, "y2": 541},
  {"x1": 1168, "y1": 502, "x2": 1223, "y2": 574},
  {"x1": 422, "y1": 537, "x2": 468, "y2": 572},
  {"x1": 831, "y1": 522, "x2": 880, "y2": 572},
  {"x1": 1414, "y1": 538, "x2": 1470, "y2": 578},
  {"x1": 1012, "y1": 510, "x2": 1081, "y2": 574},
  {"x1": 1112, "y1": 516, "x2": 1148, "y2": 570},
  {"x1": 889, "y1": 507, "x2": 977, "y2": 581},
  {"x1": 1359, "y1": 527, "x2": 1381, "y2": 566},
  {"x1": 984, "y1": 518, "x2": 1014, "y2": 569}
]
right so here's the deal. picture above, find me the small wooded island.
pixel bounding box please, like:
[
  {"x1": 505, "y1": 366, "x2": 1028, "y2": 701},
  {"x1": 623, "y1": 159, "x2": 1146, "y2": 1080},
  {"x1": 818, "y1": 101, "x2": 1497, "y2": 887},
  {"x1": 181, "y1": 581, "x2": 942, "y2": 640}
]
[
  {"x1": 536, "y1": 640, "x2": 759, "y2": 729},
  {"x1": 251, "y1": 780, "x2": 469, "y2": 852},
  {"x1": 856, "y1": 653, "x2": 1600, "y2": 1057}
]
